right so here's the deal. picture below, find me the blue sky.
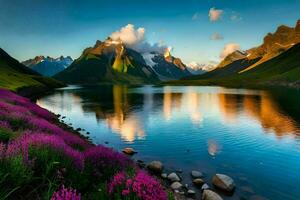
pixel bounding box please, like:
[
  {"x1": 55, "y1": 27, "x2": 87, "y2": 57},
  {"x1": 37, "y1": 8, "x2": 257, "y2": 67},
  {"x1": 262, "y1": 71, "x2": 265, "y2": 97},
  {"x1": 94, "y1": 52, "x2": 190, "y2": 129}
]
[{"x1": 0, "y1": 0, "x2": 300, "y2": 65}]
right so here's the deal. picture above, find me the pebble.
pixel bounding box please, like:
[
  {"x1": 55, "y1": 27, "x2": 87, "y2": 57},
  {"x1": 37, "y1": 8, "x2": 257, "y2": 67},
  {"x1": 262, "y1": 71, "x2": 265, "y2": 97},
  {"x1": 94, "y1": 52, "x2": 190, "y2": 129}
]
[
  {"x1": 122, "y1": 147, "x2": 137, "y2": 155},
  {"x1": 193, "y1": 178, "x2": 205, "y2": 187},
  {"x1": 212, "y1": 174, "x2": 235, "y2": 192},
  {"x1": 147, "y1": 161, "x2": 163, "y2": 174},
  {"x1": 191, "y1": 170, "x2": 203, "y2": 178},
  {"x1": 168, "y1": 172, "x2": 181, "y2": 182},
  {"x1": 171, "y1": 182, "x2": 182, "y2": 190}
]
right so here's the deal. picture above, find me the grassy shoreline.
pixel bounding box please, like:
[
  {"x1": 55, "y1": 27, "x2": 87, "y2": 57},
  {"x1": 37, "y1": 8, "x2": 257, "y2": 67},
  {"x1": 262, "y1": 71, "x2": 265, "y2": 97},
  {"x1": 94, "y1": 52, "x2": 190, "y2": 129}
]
[{"x1": 0, "y1": 88, "x2": 170, "y2": 200}]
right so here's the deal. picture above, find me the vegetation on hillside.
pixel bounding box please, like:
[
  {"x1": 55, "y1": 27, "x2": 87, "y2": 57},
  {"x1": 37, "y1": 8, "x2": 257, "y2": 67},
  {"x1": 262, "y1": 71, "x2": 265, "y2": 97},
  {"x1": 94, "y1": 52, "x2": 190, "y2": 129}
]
[
  {"x1": 169, "y1": 43, "x2": 300, "y2": 88},
  {"x1": 0, "y1": 48, "x2": 63, "y2": 93},
  {"x1": 0, "y1": 89, "x2": 169, "y2": 200}
]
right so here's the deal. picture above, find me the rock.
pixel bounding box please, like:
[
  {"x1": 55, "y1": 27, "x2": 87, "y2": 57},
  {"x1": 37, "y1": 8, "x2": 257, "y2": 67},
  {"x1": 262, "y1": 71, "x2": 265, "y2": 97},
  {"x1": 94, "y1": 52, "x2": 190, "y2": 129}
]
[
  {"x1": 168, "y1": 172, "x2": 181, "y2": 182},
  {"x1": 122, "y1": 147, "x2": 137, "y2": 155},
  {"x1": 201, "y1": 183, "x2": 210, "y2": 191},
  {"x1": 212, "y1": 174, "x2": 235, "y2": 192},
  {"x1": 191, "y1": 170, "x2": 203, "y2": 178},
  {"x1": 86, "y1": 132, "x2": 90, "y2": 134},
  {"x1": 171, "y1": 182, "x2": 182, "y2": 190},
  {"x1": 104, "y1": 141, "x2": 109, "y2": 144},
  {"x1": 193, "y1": 178, "x2": 205, "y2": 187},
  {"x1": 176, "y1": 169, "x2": 183, "y2": 173},
  {"x1": 161, "y1": 173, "x2": 167, "y2": 179},
  {"x1": 187, "y1": 189, "x2": 196, "y2": 196},
  {"x1": 147, "y1": 161, "x2": 163, "y2": 174},
  {"x1": 76, "y1": 128, "x2": 82, "y2": 131},
  {"x1": 202, "y1": 190, "x2": 223, "y2": 200},
  {"x1": 183, "y1": 183, "x2": 189, "y2": 190}
]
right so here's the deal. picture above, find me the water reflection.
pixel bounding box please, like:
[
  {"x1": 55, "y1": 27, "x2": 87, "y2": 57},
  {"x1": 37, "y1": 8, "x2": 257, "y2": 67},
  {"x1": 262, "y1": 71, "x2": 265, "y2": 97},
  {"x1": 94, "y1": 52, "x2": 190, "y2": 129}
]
[
  {"x1": 36, "y1": 85, "x2": 300, "y2": 200},
  {"x1": 37, "y1": 85, "x2": 300, "y2": 143},
  {"x1": 207, "y1": 139, "x2": 222, "y2": 156}
]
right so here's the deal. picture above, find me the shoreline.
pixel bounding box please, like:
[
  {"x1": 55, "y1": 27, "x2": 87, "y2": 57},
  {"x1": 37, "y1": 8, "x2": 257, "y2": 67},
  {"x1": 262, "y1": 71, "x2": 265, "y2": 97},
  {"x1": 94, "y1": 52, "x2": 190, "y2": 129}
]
[
  {"x1": 0, "y1": 88, "x2": 171, "y2": 199},
  {"x1": 5, "y1": 85, "x2": 237, "y2": 200}
]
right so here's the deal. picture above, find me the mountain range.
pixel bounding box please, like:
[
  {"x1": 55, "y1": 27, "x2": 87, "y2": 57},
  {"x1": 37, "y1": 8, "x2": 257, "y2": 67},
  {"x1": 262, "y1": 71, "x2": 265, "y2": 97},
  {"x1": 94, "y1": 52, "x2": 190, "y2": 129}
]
[
  {"x1": 1, "y1": 20, "x2": 300, "y2": 89},
  {"x1": 0, "y1": 48, "x2": 63, "y2": 94},
  {"x1": 179, "y1": 19, "x2": 300, "y2": 88},
  {"x1": 54, "y1": 38, "x2": 192, "y2": 84},
  {"x1": 22, "y1": 56, "x2": 73, "y2": 76}
]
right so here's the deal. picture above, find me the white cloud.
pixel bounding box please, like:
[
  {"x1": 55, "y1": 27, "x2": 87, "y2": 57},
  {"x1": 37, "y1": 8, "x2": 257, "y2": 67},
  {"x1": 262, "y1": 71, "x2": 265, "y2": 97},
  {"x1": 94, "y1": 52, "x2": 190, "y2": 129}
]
[
  {"x1": 210, "y1": 33, "x2": 224, "y2": 40},
  {"x1": 192, "y1": 13, "x2": 200, "y2": 20},
  {"x1": 220, "y1": 43, "x2": 240, "y2": 59},
  {"x1": 110, "y1": 24, "x2": 167, "y2": 54},
  {"x1": 230, "y1": 11, "x2": 242, "y2": 22},
  {"x1": 110, "y1": 24, "x2": 145, "y2": 46},
  {"x1": 209, "y1": 7, "x2": 223, "y2": 22}
]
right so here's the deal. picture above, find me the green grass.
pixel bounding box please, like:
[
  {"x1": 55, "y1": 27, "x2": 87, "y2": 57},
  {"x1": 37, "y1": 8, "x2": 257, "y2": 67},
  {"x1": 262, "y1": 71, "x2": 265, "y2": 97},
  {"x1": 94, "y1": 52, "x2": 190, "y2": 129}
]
[
  {"x1": 0, "y1": 60, "x2": 63, "y2": 93},
  {"x1": 168, "y1": 43, "x2": 300, "y2": 88},
  {"x1": 0, "y1": 48, "x2": 64, "y2": 93}
]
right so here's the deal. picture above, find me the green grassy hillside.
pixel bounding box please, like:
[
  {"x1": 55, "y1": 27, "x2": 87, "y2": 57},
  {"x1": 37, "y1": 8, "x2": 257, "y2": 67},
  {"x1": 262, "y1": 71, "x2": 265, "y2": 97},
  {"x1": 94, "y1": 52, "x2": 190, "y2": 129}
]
[
  {"x1": 238, "y1": 43, "x2": 300, "y2": 85},
  {"x1": 167, "y1": 43, "x2": 300, "y2": 88},
  {"x1": 0, "y1": 48, "x2": 64, "y2": 93}
]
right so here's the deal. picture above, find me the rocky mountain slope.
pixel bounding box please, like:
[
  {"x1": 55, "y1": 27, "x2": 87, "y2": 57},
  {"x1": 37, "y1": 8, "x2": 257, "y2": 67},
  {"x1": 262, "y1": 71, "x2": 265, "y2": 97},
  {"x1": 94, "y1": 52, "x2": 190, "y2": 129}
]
[
  {"x1": 180, "y1": 19, "x2": 300, "y2": 87},
  {"x1": 22, "y1": 56, "x2": 73, "y2": 76},
  {"x1": 54, "y1": 38, "x2": 191, "y2": 84}
]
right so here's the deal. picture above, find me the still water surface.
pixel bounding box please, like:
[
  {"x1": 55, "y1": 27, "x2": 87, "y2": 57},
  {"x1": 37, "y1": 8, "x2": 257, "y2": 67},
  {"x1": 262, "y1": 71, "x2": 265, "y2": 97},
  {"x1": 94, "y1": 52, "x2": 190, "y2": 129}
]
[{"x1": 37, "y1": 85, "x2": 300, "y2": 200}]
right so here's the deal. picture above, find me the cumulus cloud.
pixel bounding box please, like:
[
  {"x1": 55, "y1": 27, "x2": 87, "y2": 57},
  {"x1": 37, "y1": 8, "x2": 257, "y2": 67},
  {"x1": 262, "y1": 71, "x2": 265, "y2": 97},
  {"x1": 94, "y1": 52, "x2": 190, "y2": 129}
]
[
  {"x1": 110, "y1": 24, "x2": 145, "y2": 46},
  {"x1": 220, "y1": 43, "x2": 241, "y2": 59},
  {"x1": 110, "y1": 24, "x2": 167, "y2": 54},
  {"x1": 209, "y1": 7, "x2": 223, "y2": 22},
  {"x1": 210, "y1": 33, "x2": 224, "y2": 40}
]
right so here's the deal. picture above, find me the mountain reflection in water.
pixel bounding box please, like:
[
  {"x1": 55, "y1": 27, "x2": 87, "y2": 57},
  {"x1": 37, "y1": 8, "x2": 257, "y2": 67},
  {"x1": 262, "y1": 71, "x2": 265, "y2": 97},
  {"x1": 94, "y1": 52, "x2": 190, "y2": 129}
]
[
  {"x1": 37, "y1": 85, "x2": 300, "y2": 200},
  {"x1": 37, "y1": 85, "x2": 300, "y2": 142}
]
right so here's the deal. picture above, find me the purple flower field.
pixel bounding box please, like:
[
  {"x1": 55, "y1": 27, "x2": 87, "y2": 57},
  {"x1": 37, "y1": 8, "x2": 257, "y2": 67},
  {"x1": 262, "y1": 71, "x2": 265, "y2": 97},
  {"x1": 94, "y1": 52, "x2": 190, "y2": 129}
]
[{"x1": 0, "y1": 89, "x2": 168, "y2": 200}]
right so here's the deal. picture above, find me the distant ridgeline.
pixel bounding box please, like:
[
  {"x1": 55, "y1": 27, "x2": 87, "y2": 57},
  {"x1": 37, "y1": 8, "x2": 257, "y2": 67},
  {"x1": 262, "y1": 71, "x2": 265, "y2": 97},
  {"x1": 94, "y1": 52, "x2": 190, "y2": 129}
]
[
  {"x1": 0, "y1": 48, "x2": 63, "y2": 93},
  {"x1": 54, "y1": 38, "x2": 192, "y2": 84},
  {"x1": 182, "y1": 19, "x2": 300, "y2": 87},
  {"x1": 22, "y1": 56, "x2": 73, "y2": 77}
]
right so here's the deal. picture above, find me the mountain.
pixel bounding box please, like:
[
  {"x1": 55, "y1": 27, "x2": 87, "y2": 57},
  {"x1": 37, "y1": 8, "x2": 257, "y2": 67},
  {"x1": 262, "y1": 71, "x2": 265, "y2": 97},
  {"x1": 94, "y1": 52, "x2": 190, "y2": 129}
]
[
  {"x1": 142, "y1": 51, "x2": 191, "y2": 80},
  {"x1": 22, "y1": 56, "x2": 73, "y2": 76},
  {"x1": 0, "y1": 48, "x2": 63, "y2": 93},
  {"x1": 54, "y1": 38, "x2": 191, "y2": 84},
  {"x1": 237, "y1": 43, "x2": 300, "y2": 86},
  {"x1": 54, "y1": 39, "x2": 160, "y2": 84},
  {"x1": 179, "y1": 19, "x2": 300, "y2": 87},
  {"x1": 186, "y1": 61, "x2": 216, "y2": 75},
  {"x1": 217, "y1": 50, "x2": 248, "y2": 68},
  {"x1": 242, "y1": 19, "x2": 300, "y2": 72},
  {"x1": 178, "y1": 43, "x2": 300, "y2": 87},
  {"x1": 215, "y1": 19, "x2": 300, "y2": 73}
]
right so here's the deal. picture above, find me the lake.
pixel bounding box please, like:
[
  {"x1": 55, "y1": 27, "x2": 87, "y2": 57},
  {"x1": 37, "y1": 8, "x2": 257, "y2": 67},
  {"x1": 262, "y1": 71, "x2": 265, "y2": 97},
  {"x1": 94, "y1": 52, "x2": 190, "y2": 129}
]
[{"x1": 37, "y1": 85, "x2": 300, "y2": 200}]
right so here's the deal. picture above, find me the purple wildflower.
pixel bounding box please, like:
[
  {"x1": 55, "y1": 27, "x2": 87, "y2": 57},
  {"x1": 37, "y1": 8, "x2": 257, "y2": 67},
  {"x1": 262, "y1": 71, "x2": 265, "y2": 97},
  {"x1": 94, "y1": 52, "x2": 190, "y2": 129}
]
[
  {"x1": 51, "y1": 185, "x2": 81, "y2": 200},
  {"x1": 108, "y1": 170, "x2": 167, "y2": 200},
  {"x1": 5, "y1": 132, "x2": 84, "y2": 170},
  {"x1": 28, "y1": 118, "x2": 89, "y2": 149},
  {"x1": 107, "y1": 171, "x2": 127, "y2": 193},
  {"x1": 0, "y1": 89, "x2": 54, "y2": 120},
  {"x1": 84, "y1": 145, "x2": 133, "y2": 176},
  {"x1": 0, "y1": 120, "x2": 11, "y2": 130}
]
